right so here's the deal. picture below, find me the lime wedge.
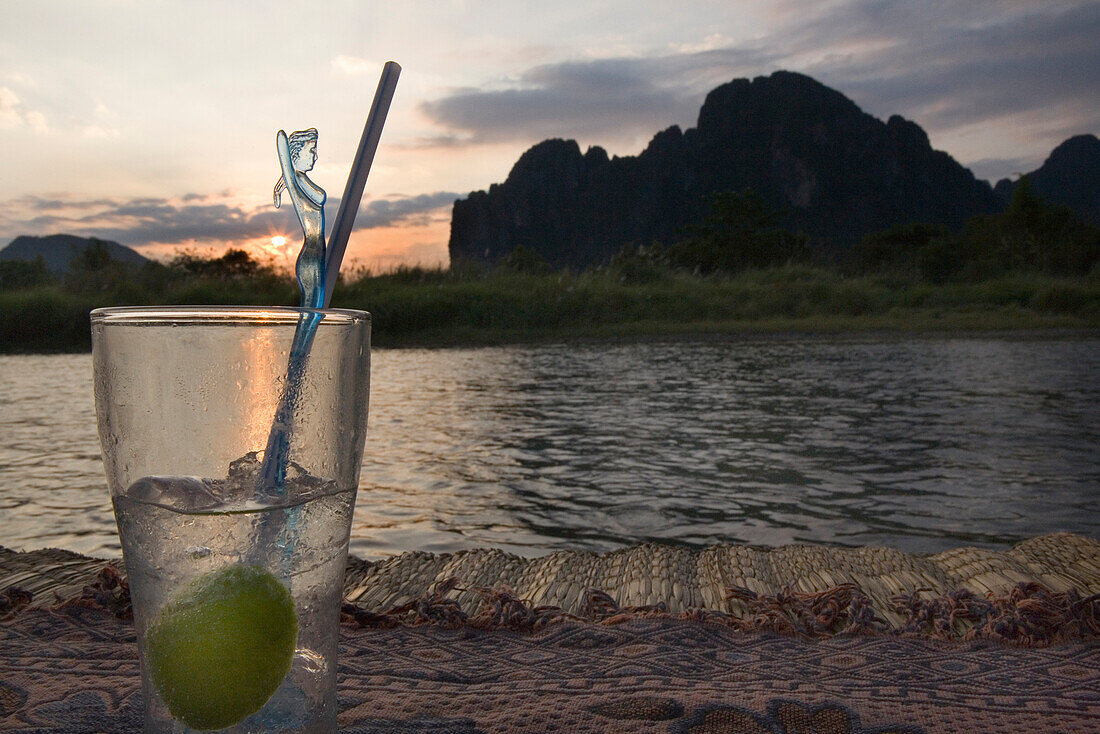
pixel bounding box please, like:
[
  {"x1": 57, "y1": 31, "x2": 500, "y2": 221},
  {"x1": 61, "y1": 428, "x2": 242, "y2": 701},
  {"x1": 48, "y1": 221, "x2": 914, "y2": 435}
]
[{"x1": 144, "y1": 564, "x2": 298, "y2": 731}]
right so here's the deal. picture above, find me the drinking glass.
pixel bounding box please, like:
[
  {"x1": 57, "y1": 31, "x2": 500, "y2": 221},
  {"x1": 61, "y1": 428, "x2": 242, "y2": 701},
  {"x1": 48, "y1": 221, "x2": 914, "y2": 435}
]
[{"x1": 91, "y1": 306, "x2": 370, "y2": 733}]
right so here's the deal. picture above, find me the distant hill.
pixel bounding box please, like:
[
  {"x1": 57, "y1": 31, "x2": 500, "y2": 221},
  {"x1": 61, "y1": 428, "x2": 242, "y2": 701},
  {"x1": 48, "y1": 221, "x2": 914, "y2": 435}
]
[
  {"x1": 994, "y1": 134, "x2": 1100, "y2": 226},
  {"x1": 449, "y1": 71, "x2": 1002, "y2": 269},
  {"x1": 0, "y1": 234, "x2": 150, "y2": 274}
]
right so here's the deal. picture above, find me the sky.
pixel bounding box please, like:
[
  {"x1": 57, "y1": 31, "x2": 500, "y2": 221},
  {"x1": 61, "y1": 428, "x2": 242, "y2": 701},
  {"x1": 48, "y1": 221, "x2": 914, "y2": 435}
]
[{"x1": 2, "y1": 0, "x2": 1098, "y2": 270}]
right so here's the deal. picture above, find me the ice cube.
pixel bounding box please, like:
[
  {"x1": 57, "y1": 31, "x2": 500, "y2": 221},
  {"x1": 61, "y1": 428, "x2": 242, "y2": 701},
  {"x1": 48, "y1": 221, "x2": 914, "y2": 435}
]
[
  {"x1": 284, "y1": 460, "x2": 326, "y2": 489},
  {"x1": 124, "y1": 475, "x2": 223, "y2": 512},
  {"x1": 222, "y1": 451, "x2": 339, "y2": 505},
  {"x1": 227, "y1": 451, "x2": 262, "y2": 484}
]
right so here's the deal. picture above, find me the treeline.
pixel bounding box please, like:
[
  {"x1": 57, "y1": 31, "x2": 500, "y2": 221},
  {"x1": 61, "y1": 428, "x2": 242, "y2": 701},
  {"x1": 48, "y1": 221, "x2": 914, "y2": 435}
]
[
  {"x1": 0, "y1": 244, "x2": 294, "y2": 295},
  {"x1": 1, "y1": 181, "x2": 1098, "y2": 352},
  {"x1": 0, "y1": 246, "x2": 299, "y2": 350},
  {"x1": 601, "y1": 178, "x2": 1100, "y2": 283}
]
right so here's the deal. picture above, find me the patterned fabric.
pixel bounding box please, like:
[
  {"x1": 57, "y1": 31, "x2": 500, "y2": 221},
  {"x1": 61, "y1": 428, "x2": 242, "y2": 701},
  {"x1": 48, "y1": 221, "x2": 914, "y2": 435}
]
[{"x1": 3, "y1": 605, "x2": 1098, "y2": 733}]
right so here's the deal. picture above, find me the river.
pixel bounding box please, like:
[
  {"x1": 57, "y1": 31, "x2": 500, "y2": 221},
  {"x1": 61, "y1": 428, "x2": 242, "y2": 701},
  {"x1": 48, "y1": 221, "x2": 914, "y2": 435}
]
[{"x1": 1, "y1": 334, "x2": 1097, "y2": 559}]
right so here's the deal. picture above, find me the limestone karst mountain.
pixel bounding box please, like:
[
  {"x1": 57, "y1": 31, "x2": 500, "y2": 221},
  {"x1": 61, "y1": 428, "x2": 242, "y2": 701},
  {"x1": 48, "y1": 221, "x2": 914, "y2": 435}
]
[
  {"x1": 449, "y1": 71, "x2": 1095, "y2": 269},
  {"x1": 994, "y1": 134, "x2": 1100, "y2": 226}
]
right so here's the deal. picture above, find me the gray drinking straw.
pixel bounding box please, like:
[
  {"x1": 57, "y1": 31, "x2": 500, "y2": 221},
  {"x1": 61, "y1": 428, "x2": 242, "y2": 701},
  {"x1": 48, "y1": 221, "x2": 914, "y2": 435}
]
[{"x1": 323, "y1": 60, "x2": 401, "y2": 306}]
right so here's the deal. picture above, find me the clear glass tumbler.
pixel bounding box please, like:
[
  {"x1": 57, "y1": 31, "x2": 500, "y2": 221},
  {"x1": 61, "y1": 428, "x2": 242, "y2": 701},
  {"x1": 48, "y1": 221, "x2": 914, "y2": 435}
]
[{"x1": 91, "y1": 306, "x2": 370, "y2": 733}]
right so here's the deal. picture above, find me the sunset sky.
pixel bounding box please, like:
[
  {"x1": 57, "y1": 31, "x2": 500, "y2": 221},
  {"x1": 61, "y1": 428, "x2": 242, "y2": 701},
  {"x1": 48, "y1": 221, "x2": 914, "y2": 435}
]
[{"x1": 2, "y1": 0, "x2": 1097, "y2": 270}]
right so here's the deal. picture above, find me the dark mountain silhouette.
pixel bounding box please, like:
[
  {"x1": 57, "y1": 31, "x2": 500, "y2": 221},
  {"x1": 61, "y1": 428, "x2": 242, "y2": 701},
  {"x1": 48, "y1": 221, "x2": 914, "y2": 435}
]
[
  {"x1": 449, "y1": 71, "x2": 1003, "y2": 269},
  {"x1": 0, "y1": 234, "x2": 149, "y2": 274},
  {"x1": 994, "y1": 134, "x2": 1100, "y2": 226}
]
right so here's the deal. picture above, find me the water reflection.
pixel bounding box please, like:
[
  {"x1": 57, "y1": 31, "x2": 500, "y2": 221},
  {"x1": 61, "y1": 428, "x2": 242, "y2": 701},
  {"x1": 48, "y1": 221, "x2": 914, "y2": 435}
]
[
  {"x1": 359, "y1": 336, "x2": 1100, "y2": 557},
  {"x1": 0, "y1": 354, "x2": 119, "y2": 555},
  {"x1": 1, "y1": 336, "x2": 1098, "y2": 558}
]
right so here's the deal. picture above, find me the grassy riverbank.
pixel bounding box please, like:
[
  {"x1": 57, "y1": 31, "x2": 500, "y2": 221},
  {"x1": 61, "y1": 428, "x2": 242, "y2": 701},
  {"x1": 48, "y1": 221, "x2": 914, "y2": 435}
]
[{"x1": 2, "y1": 264, "x2": 1098, "y2": 352}]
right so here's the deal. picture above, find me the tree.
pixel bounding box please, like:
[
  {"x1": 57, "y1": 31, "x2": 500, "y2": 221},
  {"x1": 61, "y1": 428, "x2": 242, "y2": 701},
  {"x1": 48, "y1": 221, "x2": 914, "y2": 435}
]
[
  {"x1": 498, "y1": 244, "x2": 552, "y2": 275},
  {"x1": 666, "y1": 189, "x2": 809, "y2": 273},
  {"x1": 850, "y1": 223, "x2": 950, "y2": 275},
  {"x1": 72, "y1": 238, "x2": 113, "y2": 272},
  {"x1": 608, "y1": 241, "x2": 668, "y2": 283},
  {"x1": 170, "y1": 248, "x2": 267, "y2": 278},
  {"x1": 0, "y1": 256, "x2": 53, "y2": 290},
  {"x1": 64, "y1": 239, "x2": 133, "y2": 293},
  {"x1": 962, "y1": 177, "x2": 1100, "y2": 276}
]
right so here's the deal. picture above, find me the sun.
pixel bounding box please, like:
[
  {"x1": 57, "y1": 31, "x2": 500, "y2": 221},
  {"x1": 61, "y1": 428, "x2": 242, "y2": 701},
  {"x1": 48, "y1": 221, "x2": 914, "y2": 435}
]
[{"x1": 255, "y1": 235, "x2": 294, "y2": 267}]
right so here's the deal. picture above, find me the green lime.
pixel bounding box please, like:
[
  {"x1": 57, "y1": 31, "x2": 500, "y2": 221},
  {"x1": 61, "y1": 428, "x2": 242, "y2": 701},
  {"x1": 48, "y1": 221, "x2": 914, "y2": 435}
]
[{"x1": 144, "y1": 564, "x2": 298, "y2": 731}]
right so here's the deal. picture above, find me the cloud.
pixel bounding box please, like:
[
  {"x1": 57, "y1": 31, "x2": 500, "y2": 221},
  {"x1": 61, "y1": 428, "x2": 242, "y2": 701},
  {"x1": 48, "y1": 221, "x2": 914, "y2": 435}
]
[
  {"x1": 0, "y1": 87, "x2": 22, "y2": 126},
  {"x1": 417, "y1": 1, "x2": 1099, "y2": 179},
  {"x1": 1, "y1": 191, "x2": 460, "y2": 249},
  {"x1": 82, "y1": 125, "x2": 121, "y2": 139},
  {"x1": 358, "y1": 191, "x2": 459, "y2": 228},
  {"x1": 7, "y1": 196, "x2": 284, "y2": 246},
  {"x1": 965, "y1": 156, "x2": 1035, "y2": 184},
  {"x1": 419, "y1": 48, "x2": 780, "y2": 145},
  {"x1": 0, "y1": 86, "x2": 48, "y2": 133},
  {"x1": 804, "y1": 1, "x2": 1100, "y2": 129},
  {"x1": 331, "y1": 55, "x2": 382, "y2": 75},
  {"x1": 671, "y1": 33, "x2": 737, "y2": 55}
]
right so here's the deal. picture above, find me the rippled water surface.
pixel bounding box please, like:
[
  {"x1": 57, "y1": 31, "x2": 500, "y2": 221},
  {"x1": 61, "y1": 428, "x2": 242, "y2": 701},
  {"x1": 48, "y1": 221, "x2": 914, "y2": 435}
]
[{"x1": 1, "y1": 336, "x2": 1098, "y2": 559}]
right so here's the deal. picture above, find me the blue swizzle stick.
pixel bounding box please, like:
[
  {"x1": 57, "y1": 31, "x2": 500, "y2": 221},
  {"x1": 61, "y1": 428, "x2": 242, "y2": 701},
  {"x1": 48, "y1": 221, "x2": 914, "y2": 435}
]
[
  {"x1": 257, "y1": 128, "x2": 328, "y2": 493},
  {"x1": 258, "y1": 62, "x2": 401, "y2": 497}
]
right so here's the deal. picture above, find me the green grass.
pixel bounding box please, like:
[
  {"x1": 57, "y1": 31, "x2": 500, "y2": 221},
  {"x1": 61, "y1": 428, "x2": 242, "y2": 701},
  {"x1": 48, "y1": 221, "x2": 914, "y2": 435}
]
[
  {"x1": 335, "y1": 266, "x2": 1100, "y2": 345},
  {"x1": 2, "y1": 266, "x2": 1098, "y2": 353}
]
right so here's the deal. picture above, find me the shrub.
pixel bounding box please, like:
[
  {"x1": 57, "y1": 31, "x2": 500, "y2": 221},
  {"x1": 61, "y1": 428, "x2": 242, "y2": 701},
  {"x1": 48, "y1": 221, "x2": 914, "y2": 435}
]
[{"x1": 0, "y1": 257, "x2": 54, "y2": 290}]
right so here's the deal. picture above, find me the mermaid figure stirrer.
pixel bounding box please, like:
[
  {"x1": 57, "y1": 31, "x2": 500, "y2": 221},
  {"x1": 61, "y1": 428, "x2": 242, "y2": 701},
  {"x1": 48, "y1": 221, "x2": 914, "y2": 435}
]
[
  {"x1": 256, "y1": 62, "x2": 401, "y2": 497},
  {"x1": 275, "y1": 128, "x2": 326, "y2": 309},
  {"x1": 255, "y1": 128, "x2": 327, "y2": 492}
]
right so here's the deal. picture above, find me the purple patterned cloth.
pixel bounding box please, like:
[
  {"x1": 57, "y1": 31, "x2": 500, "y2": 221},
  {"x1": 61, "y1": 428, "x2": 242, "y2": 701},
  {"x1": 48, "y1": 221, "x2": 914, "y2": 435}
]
[{"x1": 2, "y1": 605, "x2": 1099, "y2": 733}]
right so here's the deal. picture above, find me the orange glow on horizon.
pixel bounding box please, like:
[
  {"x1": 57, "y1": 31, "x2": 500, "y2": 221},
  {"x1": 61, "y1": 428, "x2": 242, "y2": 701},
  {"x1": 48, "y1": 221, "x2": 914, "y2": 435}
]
[
  {"x1": 342, "y1": 219, "x2": 451, "y2": 273},
  {"x1": 135, "y1": 219, "x2": 451, "y2": 274}
]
